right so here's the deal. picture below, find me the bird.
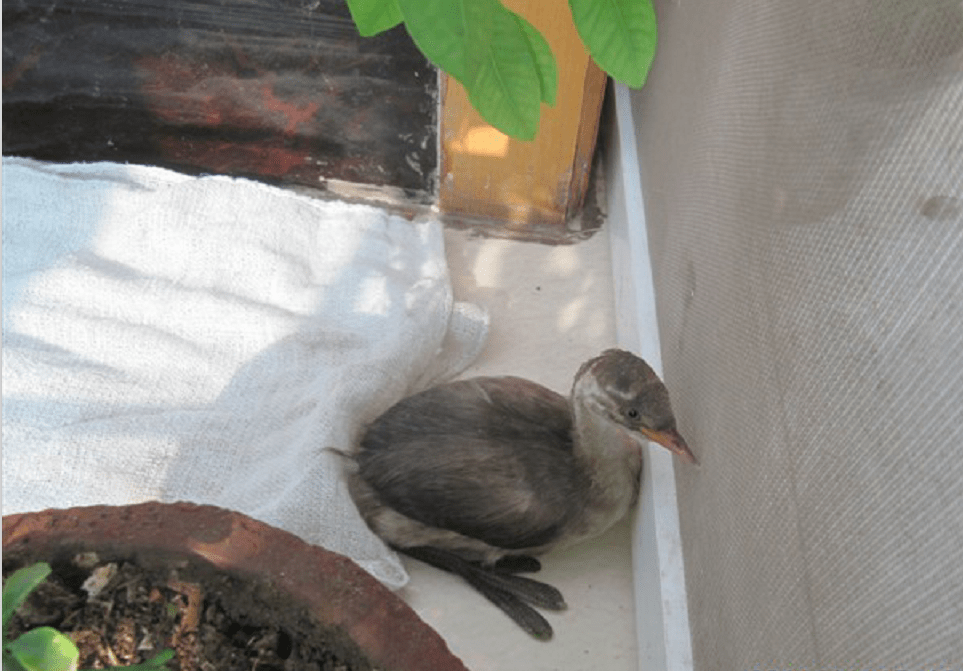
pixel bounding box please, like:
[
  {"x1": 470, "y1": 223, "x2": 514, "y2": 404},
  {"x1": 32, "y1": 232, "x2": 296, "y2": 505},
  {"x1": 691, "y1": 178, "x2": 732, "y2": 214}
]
[{"x1": 345, "y1": 349, "x2": 697, "y2": 639}]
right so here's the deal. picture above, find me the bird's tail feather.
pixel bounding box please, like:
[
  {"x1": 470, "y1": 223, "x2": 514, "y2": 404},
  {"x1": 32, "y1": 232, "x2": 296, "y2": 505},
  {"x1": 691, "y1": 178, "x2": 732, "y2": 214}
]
[
  {"x1": 462, "y1": 573, "x2": 554, "y2": 640},
  {"x1": 493, "y1": 554, "x2": 542, "y2": 574},
  {"x1": 396, "y1": 545, "x2": 565, "y2": 640}
]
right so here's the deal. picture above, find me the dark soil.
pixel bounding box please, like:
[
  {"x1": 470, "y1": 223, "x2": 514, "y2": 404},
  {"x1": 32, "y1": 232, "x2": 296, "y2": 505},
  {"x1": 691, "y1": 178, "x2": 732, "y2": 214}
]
[{"x1": 3, "y1": 553, "x2": 370, "y2": 671}]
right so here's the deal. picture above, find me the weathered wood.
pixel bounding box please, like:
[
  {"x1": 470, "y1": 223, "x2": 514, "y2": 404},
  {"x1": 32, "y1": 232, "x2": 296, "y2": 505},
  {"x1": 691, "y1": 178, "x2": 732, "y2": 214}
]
[{"x1": 2, "y1": 0, "x2": 436, "y2": 198}]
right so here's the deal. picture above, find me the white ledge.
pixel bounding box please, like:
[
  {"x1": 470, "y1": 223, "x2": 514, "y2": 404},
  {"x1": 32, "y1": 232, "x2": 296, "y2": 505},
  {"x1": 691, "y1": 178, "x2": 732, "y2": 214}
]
[{"x1": 606, "y1": 82, "x2": 695, "y2": 671}]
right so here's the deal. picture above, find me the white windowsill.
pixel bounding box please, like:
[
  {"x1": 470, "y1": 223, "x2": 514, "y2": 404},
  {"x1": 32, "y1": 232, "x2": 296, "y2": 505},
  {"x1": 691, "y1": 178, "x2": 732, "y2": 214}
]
[{"x1": 606, "y1": 83, "x2": 696, "y2": 671}]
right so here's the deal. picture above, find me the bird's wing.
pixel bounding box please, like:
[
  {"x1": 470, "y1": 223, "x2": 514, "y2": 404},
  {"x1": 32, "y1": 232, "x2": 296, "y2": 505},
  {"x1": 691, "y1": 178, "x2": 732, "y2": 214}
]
[
  {"x1": 469, "y1": 376, "x2": 575, "y2": 445},
  {"x1": 358, "y1": 377, "x2": 587, "y2": 550}
]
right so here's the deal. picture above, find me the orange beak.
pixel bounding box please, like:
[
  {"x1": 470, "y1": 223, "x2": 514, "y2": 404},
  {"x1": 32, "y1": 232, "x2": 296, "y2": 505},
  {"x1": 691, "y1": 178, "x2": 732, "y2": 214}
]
[{"x1": 642, "y1": 426, "x2": 698, "y2": 465}]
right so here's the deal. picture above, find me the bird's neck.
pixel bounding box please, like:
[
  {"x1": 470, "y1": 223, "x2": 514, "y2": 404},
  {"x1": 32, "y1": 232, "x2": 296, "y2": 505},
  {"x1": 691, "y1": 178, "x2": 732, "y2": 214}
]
[{"x1": 563, "y1": 385, "x2": 644, "y2": 546}]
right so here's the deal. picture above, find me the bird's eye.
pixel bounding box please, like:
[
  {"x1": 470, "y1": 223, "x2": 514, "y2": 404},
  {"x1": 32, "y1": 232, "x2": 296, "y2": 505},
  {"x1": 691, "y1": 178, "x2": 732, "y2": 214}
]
[{"x1": 626, "y1": 408, "x2": 640, "y2": 420}]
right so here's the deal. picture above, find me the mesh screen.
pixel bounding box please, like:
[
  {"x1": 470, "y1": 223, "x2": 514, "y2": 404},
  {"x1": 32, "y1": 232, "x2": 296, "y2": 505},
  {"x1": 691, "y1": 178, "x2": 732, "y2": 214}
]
[{"x1": 631, "y1": 0, "x2": 963, "y2": 668}]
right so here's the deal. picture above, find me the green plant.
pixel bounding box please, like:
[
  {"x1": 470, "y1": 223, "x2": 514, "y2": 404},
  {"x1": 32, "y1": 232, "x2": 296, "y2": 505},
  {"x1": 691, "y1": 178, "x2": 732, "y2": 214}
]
[
  {"x1": 2, "y1": 563, "x2": 174, "y2": 671},
  {"x1": 345, "y1": 0, "x2": 657, "y2": 140}
]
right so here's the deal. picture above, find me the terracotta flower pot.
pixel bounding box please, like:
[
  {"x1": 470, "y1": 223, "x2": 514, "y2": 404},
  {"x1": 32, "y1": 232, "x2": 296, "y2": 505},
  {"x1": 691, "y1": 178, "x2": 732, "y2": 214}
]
[{"x1": 2, "y1": 501, "x2": 469, "y2": 671}]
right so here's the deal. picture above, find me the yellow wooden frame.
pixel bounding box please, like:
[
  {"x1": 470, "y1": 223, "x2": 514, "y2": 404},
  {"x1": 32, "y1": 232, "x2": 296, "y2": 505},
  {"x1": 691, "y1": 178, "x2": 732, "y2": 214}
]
[{"x1": 438, "y1": 0, "x2": 607, "y2": 236}]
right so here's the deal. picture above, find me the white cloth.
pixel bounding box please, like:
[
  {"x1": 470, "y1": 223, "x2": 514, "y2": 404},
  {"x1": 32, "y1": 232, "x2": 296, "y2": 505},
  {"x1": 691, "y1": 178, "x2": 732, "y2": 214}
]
[{"x1": 1, "y1": 158, "x2": 488, "y2": 588}]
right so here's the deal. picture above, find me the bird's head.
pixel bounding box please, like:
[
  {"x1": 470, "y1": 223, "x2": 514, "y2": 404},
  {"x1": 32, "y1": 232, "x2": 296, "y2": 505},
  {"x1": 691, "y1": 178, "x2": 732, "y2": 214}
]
[{"x1": 573, "y1": 349, "x2": 698, "y2": 465}]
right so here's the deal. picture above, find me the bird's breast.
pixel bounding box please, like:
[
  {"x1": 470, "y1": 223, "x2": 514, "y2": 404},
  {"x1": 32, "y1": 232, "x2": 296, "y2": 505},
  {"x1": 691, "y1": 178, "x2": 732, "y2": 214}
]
[{"x1": 558, "y1": 406, "x2": 646, "y2": 547}]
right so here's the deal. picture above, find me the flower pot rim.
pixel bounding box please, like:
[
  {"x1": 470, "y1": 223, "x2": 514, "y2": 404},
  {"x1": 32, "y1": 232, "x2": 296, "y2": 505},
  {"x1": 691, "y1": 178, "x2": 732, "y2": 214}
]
[{"x1": 2, "y1": 500, "x2": 469, "y2": 671}]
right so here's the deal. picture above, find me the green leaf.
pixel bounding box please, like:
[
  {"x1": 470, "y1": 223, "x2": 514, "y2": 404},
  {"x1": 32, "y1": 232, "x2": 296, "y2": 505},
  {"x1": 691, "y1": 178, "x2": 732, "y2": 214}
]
[
  {"x1": 463, "y1": 0, "x2": 542, "y2": 139},
  {"x1": 396, "y1": 0, "x2": 470, "y2": 82},
  {"x1": 7, "y1": 627, "x2": 79, "y2": 671},
  {"x1": 5, "y1": 649, "x2": 29, "y2": 671},
  {"x1": 3, "y1": 564, "x2": 52, "y2": 632},
  {"x1": 344, "y1": 0, "x2": 403, "y2": 37},
  {"x1": 512, "y1": 13, "x2": 557, "y2": 106},
  {"x1": 103, "y1": 649, "x2": 175, "y2": 671},
  {"x1": 398, "y1": 0, "x2": 542, "y2": 139},
  {"x1": 569, "y1": 0, "x2": 657, "y2": 88}
]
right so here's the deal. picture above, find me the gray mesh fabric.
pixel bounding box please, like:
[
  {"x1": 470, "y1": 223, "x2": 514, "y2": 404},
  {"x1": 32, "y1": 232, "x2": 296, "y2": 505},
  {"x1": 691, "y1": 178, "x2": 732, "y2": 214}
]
[{"x1": 631, "y1": 1, "x2": 963, "y2": 668}]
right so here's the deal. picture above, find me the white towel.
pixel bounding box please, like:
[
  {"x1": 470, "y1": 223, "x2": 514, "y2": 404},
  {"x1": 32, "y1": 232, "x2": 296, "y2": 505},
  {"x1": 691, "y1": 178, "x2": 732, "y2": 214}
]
[{"x1": 1, "y1": 158, "x2": 488, "y2": 588}]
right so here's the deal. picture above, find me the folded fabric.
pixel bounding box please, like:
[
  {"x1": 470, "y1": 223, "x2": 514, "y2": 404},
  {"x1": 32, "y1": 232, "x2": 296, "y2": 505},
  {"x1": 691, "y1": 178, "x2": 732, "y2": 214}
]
[{"x1": 1, "y1": 158, "x2": 488, "y2": 588}]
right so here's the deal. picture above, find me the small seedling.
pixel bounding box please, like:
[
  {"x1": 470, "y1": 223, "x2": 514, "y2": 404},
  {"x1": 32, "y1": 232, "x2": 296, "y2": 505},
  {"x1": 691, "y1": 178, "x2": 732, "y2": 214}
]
[{"x1": 2, "y1": 562, "x2": 174, "y2": 671}]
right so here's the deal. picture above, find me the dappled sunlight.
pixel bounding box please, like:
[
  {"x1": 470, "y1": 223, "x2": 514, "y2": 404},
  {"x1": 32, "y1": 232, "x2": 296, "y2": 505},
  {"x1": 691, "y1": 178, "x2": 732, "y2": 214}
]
[
  {"x1": 444, "y1": 228, "x2": 616, "y2": 389},
  {"x1": 449, "y1": 125, "x2": 511, "y2": 158}
]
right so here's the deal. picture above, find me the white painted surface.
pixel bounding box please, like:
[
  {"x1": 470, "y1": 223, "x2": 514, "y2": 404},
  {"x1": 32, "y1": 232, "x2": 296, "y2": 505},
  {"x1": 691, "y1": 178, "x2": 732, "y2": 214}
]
[{"x1": 607, "y1": 83, "x2": 695, "y2": 671}]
